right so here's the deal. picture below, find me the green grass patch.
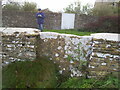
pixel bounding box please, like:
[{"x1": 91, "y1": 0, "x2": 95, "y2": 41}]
[
  {"x1": 59, "y1": 73, "x2": 119, "y2": 88},
  {"x1": 44, "y1": 29, "x2": 94, "y2": 36},
  {"x1": 59, "y1": 77, "x2": 94, "y2": 88},
  {"x1": 2, "y1": 56, "x2": 119, "y2": 88},
  {"x1": 2, "y1": 57, "x2": 57, "y2": 88},
  {"x1": 0, "y1": 69, "x2": 2, "y2": 89}
]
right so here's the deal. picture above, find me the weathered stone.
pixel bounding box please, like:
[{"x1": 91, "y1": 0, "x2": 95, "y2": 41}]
[
  {"x1": 1, "y1": 28, "x2": 39, "y2": 65},
  {"x1": 1, "y1": 28, "x2": 120, "y2": 78},
  {"x1": 89, "y1": 33, "x2": 120, "y2": 77}
]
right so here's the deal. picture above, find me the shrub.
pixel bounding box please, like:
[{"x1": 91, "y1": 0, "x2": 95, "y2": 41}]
[
  {"x1": 2, "y1": 2, "x2": 21, "y2": 11},
  {"x1": 83, "y1": 15, "x2": 119, "y2": 33},
  {"x1": 21, "y1": 2, "x2": 37, "y2": 12},
  {"x1": 59, "y1": 73, "x2": 119, "y2": 88},
  {"x1": 91, "y1": 4, "x2": 118, "y2": 16},
  {"x1": 2, "y1": 1, "x2": 37, "y2": 12}
]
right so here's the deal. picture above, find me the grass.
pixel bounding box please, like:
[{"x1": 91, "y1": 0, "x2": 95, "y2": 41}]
[
  {"x1": 44, "y1": 29, "x2": 94, "y2": 36},
  {"x1": 2, "y1": 57, "x2": 57, "y2": 88},
  {"x1": 0, "y1": 69, "x2": 2, "y2": 89},
  {"x1": 59, "y1": 73, "x2": 119, "y2": 88},
  {"x1": 2, "y1": 58, "x2": 119, "y2": 89}
]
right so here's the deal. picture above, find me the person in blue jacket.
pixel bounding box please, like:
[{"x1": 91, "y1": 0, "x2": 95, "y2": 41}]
[{"x1": 36, "y1": 9, "x2": 45, "y2": 32}]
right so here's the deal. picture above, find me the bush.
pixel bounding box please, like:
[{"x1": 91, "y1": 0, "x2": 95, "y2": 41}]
[
  {"x1": 2, "y1": 2, "x2": 21, "y2": 11},
  {"x1": 82, "y1": 15, "x2": 119, "y2": 33},
  {"x1": 59, "y1": 73, "x2": 119, "y2": 88},
  {"x1": 2, "y1": 1, "x2": 37, "y2": 12},
  {"x1": 22, "y1": 2, "x2": 37, "y2": 12},
  {"x1": 92, "y1": 4, "x2": 118, "y2": 16}
]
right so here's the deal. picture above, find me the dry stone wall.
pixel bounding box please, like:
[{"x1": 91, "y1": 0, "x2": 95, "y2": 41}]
[
  {"x1": 88, "y1": 33, "x2": 120, "y2": 77},
  {"x1": 37, "y1": 33, "x2": 120, "y2": 77},
  {"x1": 0, "y1": 28, "x2": 119, "y2": 78},
  {"x1": 2, "y1": 11, "x2": 61, "y2": 30},
  {"x1": 2, "y1": 11, "x2": 97, "y2": 30},
  {"x1": 0, "y1": 28, "x2": 39, "y2": 66},
  {"x1": 44, "y1": 13, "x2": 61, "y2": 30},
  {"x1": 2, "y1": 11, "x2": 38, "y2": 28},
  {"x1": 37, "y1": 32, "x2": 93, "y2": 77},
  {"x1": 74, "y1": 14, "x2": 98, "y2": 29}
]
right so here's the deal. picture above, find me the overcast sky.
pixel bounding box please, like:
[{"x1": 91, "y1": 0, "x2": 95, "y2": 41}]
[{"x1": 2, "y1": 0, "x2": 96, "y2": 12}]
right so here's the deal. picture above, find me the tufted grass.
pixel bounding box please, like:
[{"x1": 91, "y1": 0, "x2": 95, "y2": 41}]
[
  {"x1": 2, "y1": 58, "x2": 119, "y2": 89},
  {"x1": 2, "y1": 57, "x2": 57, "y2": 88},
  {"x1": 59, "y1": 73, "x2": 119, "y2": 88},
  {"x1": 44, "y1": 29, "x2": 94, "y2": 36},
  {"x1": 0, "y1": 69, "x2": 2, "y2": 89}
]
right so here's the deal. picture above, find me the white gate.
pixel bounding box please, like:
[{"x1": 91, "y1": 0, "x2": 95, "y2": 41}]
[{"x1": 61, "y1": 13, "x2": 75, "y2": 29}]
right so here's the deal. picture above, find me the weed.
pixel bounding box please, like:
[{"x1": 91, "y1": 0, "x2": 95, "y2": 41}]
[{"x1": 2, "y1": 57, "x2": 57, "y2": 88}]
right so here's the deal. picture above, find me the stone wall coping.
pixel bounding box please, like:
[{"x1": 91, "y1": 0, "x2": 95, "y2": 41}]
[
  {"x1": 40, "y1": 32, "x2": 93, "y2": 39},
  {"x1": 1, "y1": 28, "x2": 119, "y2": 41},
  {"x1": 91, "y1": 33, "x2": 120, "y2": 41},
  {"x1": 0, "y1": 27, "x2": 40, "y2": 35}
]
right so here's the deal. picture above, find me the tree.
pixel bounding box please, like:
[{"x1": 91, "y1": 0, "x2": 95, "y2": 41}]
[
  {"x1": 82, "y1": 3, "x2": 92, "y2": 15},
  {"x1": 82, "y1": 4, "x2": 92, "y2": 15},
  {"x1": 63, "y1": 1, "x2": 92, "y2": 14},
  {"x1": 2, "y1": 1, "x2": 37, "y2": 12},
  {"x1": 22, "y1": 2, "x2": 37, "y2": 12},
  {"x1": 91, "y1": 2, "x2": 119, "y2": 16},
  {"x1": 2, "y1": 2, "x2": 21, "y2": 11}
]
